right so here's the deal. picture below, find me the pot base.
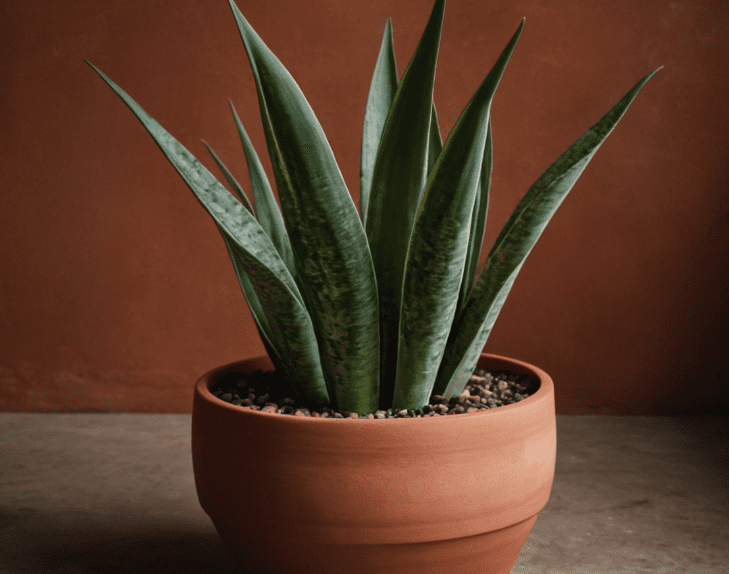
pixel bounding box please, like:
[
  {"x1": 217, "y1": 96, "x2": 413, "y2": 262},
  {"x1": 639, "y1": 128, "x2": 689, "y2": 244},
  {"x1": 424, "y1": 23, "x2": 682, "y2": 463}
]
[{"x1": 213, "y1": 513, "x2": 538, "y2": 574}]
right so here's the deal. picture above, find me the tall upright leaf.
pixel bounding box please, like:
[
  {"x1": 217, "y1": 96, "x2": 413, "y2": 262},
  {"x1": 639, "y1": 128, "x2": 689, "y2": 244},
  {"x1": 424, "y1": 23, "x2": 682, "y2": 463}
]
[
  {"x1": 229, "y1": 0, "x2": 380, "y2": 413},
  {"x1": 365, "y1": 0, "x2": 445, "y2": 409},
  {"x1": 228, "y1": 101, "x2": 296, "y2": 277},
  {"x1": 457, "y1": 119, "x2": 492, "y2": 312},
  {"x1": 434, "y1": 67, "x2": 663, "y2": 399},
  {"x1": 86, "y1": 61, "x2": 330, "y2": 406},
  {"x1": 392, "y1": 21, "x2": 524, "y2": 410},
  {"x1": 361, "y1": 17, "x2": 443, "y2": 217},
  {"x1": 360, "y1": 18, "x2": 398, "y2": 221}
]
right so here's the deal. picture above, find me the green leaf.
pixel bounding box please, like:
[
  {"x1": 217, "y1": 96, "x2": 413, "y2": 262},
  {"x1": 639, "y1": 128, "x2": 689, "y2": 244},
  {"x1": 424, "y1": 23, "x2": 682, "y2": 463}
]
[
  {"x1": 202, "y1": 140, "x2": 254, "y2": 213},
  {"x1": 218, "y1": 230, "x2": 280, "y2": 364},
  {"x1": 457, "y1": 119, "x2": 492, "y2": 312},
  {"x1": 201, "y1": 142, "x2": 281, "y2": 360},
  {"x1": 434, "y1": 67, "x2": 663, "y2": 399},
  {"x1": 229, "y1": 0, "x2": 380, "y2": 413},
  {"x1": 360, "y1": 17, "x2": 443, "y2": 216},
  {"x1": 361, "y1": 15, "x2": 443, "y2": 218},
  {"x1": 228, "y1": 101, "x2": 296, "y2": 276},
  {"x1": 427, "y1": 103, "x2": 443, "y2": 177},
  {"x1": 392, "y1": 20, "x2": 524, "y2": 410},
  {"x1": 360, "y1": 18, "x2": 398, "y2": 221},
  {"x1": 364, "y1": 0, "x2": 446, "y2": 410},
  {"x1": 86, "y1": 60, "x2": 330, "y2": 407}
]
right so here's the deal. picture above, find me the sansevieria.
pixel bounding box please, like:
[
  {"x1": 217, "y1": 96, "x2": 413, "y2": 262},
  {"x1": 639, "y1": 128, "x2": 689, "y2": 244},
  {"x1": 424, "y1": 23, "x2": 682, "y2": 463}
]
[{"x1": 88, "y1": 0, "x2": 660, "y2": 414}]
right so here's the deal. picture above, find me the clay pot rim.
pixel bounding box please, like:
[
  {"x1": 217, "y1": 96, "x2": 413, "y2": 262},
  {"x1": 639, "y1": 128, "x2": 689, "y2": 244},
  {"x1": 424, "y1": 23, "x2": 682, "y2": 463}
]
[{"x1": 195, "y1": 352, "x2": 553, "y2": 424}]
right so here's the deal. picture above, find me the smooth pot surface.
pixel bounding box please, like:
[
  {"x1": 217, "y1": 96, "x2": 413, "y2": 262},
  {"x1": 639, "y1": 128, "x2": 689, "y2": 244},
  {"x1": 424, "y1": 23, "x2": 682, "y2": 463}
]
[{"x1": 192, "y1": 353, "x2": 556, "y2": 548}]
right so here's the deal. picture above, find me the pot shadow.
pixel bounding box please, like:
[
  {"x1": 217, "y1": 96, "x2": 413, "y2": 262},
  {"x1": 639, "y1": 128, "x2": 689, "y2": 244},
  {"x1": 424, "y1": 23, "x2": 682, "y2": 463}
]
[{"x1": 0, "y1": 507, "x2": 261, "y2": 573}]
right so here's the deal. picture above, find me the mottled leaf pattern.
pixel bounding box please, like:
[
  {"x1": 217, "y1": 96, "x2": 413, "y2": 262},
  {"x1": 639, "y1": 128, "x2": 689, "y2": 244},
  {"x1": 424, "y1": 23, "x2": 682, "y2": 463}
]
[
  {"x1": 393, "y1": 21, "x2": 524, "y2": 409},
  {"x1": 227, "y1": 101, "x2": 296, "y2": 277},
  {"x1": 365, "y1": 0, "x2": 445, "y2": 409},
  {"x1": 86, "y1": 61, "x2": 330, "y2": 407},
  {"x1": 89, "y1": 0, "x2": 659, "y2": 414},
  {"x1": 202, "y1": 140, "x2": 254, "y2": 213},
  {"x1": 434, "y1": 67, "x2": 662, "y2": 399},
  {"x1": 229, "y1": 0, "x2": 380, "y2": 413}
]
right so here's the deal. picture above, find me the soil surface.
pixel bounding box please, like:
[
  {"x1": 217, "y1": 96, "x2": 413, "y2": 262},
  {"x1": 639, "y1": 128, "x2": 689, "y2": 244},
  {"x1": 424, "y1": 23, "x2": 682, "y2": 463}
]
[{"x1": 211, "y1": 367, "x2": 539, "y2": 418}]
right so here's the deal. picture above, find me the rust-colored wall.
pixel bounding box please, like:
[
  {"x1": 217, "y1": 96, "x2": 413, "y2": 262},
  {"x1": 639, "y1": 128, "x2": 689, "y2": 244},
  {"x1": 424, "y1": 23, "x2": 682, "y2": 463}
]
[{"x1": 1, "y1": 0, "x2": 727, "y2": 414}]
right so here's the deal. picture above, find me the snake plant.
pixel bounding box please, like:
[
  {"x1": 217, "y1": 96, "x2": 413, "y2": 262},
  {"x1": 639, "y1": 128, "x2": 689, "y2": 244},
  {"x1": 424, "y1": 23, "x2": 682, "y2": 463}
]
[{"x1": 87, "y1": 0, "x2": 659, "y2": 414}]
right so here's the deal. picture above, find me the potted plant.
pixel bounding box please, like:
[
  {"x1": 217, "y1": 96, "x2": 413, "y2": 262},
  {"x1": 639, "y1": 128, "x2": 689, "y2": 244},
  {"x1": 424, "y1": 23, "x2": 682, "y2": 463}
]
[{"x1": 87, "y1": 0, "x2": 659, "y2": 572}]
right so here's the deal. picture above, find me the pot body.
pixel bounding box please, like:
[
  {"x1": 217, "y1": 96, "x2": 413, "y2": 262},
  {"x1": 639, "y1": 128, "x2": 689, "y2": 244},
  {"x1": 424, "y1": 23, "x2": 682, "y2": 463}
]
[{"x1": 192, "y1": 353, "x2": 556, "y2": 574}]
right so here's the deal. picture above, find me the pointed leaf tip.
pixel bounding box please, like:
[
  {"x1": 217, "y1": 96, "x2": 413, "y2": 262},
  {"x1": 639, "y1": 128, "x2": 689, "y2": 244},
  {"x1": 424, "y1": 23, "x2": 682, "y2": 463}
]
[
  {"x1": 434, "y1": 66, "x2": 662, "y2": 398},
  {"x1": 228, "y1": 0, "x2": 381, "y2": 412}
]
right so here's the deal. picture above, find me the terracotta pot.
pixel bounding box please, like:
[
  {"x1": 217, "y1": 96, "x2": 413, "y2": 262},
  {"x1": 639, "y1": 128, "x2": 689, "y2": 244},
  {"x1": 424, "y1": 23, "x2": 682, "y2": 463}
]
[{"x1": 192, "y1": 353, "x2": 556, "y2": 574}]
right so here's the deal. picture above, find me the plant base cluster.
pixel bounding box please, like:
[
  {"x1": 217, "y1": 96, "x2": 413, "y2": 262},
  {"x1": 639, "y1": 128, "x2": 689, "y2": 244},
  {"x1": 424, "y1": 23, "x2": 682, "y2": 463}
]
[{"x1": 211, "y1": 368, "x2": 538, "y2": 418}]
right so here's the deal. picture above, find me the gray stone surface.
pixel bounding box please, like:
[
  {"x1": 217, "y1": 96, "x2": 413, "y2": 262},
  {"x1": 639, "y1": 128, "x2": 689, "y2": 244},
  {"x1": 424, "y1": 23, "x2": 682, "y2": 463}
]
[{"x1": 1, "y1": 414, "x2": 727, "y2": 573}]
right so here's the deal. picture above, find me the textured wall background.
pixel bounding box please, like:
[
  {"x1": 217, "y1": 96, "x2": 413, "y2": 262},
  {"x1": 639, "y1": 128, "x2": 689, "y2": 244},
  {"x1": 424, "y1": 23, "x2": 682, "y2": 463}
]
[{"x1": 1, "y1": 0, "x2": 727, "y2": 414}]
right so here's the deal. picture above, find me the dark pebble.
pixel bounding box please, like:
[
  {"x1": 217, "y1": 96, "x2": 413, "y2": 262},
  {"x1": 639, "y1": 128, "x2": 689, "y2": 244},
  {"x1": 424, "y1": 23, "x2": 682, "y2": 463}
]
[{"x1": 211, "y1": 366, "x2": 538, "y2": 419}]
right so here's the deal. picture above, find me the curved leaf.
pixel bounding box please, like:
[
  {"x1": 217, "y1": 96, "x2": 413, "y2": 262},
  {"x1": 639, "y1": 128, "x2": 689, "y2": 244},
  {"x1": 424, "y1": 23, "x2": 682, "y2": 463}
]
[
  {"x1": 392, "y1": 20, "x2": 524, "y2": 410},
  {"x1": 202, "y1": 140, "x2": 254, "y2": 213},
  {"x1": 228, "y1": 101, "x2": 296, "y2": 276},
  {"x1": 434, "y1": 67, "x2": 663, "y2": 398},
  {"x1": 229, "y1": 0, "x2": 380, "y2": 413},
  {"x1": 202, "y1": 142, "x2": 281, "y2": 361},
  {"x1": 364, "y1": 0, "x2": 445, "y2": 409},
  {"x1": 86, "y1": 60, "x2": 330, "y2": 407}
]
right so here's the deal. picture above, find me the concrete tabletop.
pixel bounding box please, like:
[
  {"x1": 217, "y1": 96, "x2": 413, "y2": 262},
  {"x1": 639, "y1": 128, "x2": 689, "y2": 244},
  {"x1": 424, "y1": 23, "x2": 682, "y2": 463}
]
[{"x1": 1, "y1": 414, "x2": 727, "y2": 573}]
